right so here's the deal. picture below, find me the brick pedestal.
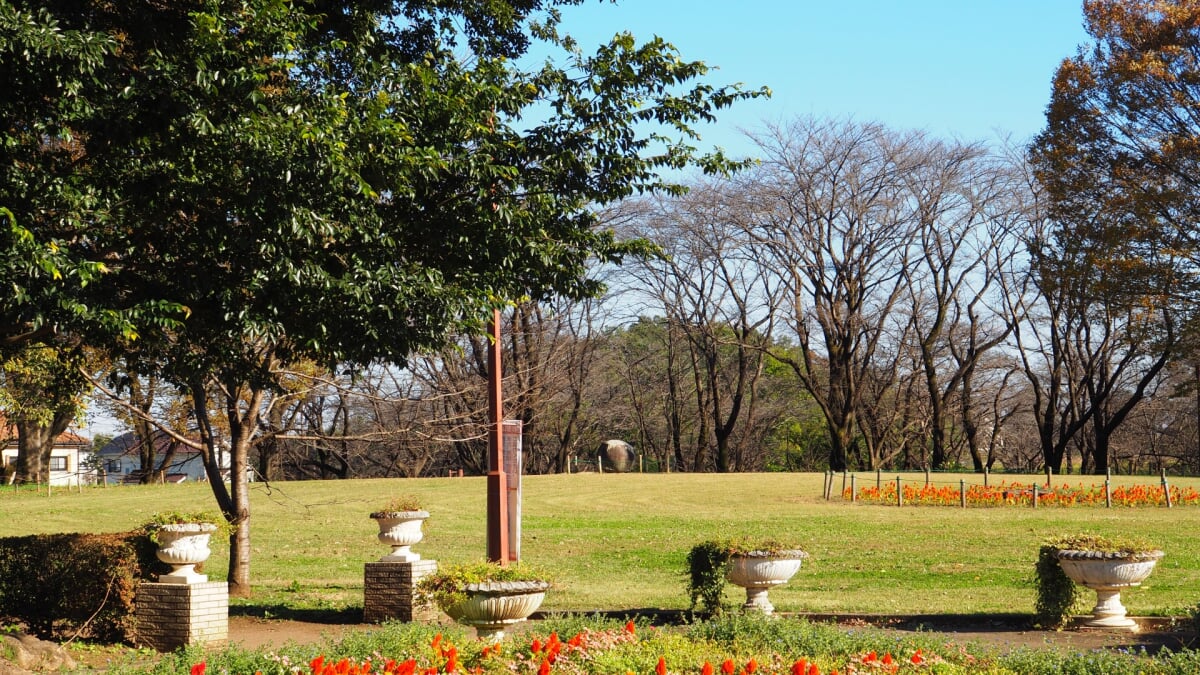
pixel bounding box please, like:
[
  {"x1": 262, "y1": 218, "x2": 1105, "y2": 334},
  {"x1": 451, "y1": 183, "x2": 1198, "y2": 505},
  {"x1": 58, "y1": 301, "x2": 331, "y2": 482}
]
[
  {"x1": 364, "y1": 559, "x2": 437, "y2": 623},
  {"x1": 135, "y1": 582, "x2": 228, "y2": 651}
]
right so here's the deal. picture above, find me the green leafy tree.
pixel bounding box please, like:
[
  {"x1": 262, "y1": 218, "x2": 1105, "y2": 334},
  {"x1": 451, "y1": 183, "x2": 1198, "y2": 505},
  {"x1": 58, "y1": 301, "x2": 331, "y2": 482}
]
[
  {"x1": 0, "y1": 341, "x2": 90, "y2": 483},
  {"x1": 5, "y1": 1, "x2": 763, "y2": 594}
]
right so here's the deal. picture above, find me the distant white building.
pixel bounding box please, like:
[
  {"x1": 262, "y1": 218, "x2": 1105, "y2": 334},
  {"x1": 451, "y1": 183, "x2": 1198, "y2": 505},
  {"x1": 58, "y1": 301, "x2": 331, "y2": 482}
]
[
  {"x1": 1, "y1": 429, "x2": 94, "y2": 486},
  {"x1": 94, "y1": 430, "x2": 229, "y2": 484}
]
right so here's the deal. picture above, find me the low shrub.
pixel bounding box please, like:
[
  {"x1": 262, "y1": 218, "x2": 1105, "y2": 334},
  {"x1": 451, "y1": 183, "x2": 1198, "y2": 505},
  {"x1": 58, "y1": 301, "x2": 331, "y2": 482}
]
[{"x1": 0, "y1": 531, "x2": 157, "y2": 642}]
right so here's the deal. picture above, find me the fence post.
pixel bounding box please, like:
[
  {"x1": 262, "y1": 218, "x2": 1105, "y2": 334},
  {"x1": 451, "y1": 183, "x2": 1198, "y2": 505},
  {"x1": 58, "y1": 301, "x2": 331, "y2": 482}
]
[
  {"x1": 876, "y1": 468, "x2": 881, "y2": 491},
  {"x1": 984, "y1": 467, "x2": 989, "y2": 488},
  {"x1": 1045, "y1": 465, "x2": 1052, "y2": 487},
  {"x1": 841, "y1": 471, "x2": 847, "y2": 497},
  {"x1": 924, "y1": 466, "x2": 930, "y2": 487},
  {"x1": 960, "y1": 479, "x2": 966, "y2": 509},
  {"x1": 1105, "y1": 477, "x2": 1111, "y2": 508},
  {"x1": 1162, "y1": 469, "x2": 1173, "y2": 508},
  {"x1": 1032, "y1": 484, "x2": 1039, "y2": 509},
  {"x1": 896, "y1": 476, "x2": 903, "y2": 507},
  {"x1": 639, "y1": 455, "x2": 644, "y2": 473},
  {"x1": 850, "y1": 474, "x2": 856, "y2": 502},
  {"x1": 598, "y1": 455, "x2": 603, "y2": 474}
]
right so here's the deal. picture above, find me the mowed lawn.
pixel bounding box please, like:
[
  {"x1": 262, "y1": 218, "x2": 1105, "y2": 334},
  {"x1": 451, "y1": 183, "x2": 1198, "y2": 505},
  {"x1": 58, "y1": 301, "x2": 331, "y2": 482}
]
[{"x1": 2, "y1": 472, "x2": 1197, "y2": 617}]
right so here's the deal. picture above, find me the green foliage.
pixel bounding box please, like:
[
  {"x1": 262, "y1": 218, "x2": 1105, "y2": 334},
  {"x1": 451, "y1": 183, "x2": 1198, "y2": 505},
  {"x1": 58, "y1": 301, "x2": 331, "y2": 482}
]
[
  {"x1": 1033, "y1": 534, "x2": 1161, "y2": 629},
  {"x1": 416, "y1": 561, "x2": 549, "y2": 612},
  {"x1": 0, "y1": 532, "x2": 156, "y2": 642},
  {"x1": 75, "y1": 611, "x2": 1200, "y2": 675},
  {"x1": 370, "y1": 495, "x2": 424, "y2": 516},
  {"x1": 1043, "y1": 533, "x2": 1159, "y2": 559},
  {"x1": 1033, "y1": 543, "x2": 1081, "y2": 629},
  {"x1": 142, "y1": 510, "x2": 231, "y2": 543},
  {"x1": 686, "y1": 540, "x2": 730, "y2": 614},
  {"x1": 0, "y1": 342, "x2": 89, "y2": 427},
  {"x1": 686, "y1": 538, "x2": 806, "y2": 613}
]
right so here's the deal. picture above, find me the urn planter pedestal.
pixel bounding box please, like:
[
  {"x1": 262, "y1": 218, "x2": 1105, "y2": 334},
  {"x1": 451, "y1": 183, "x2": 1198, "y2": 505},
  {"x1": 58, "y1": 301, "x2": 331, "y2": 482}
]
[
  {"x1": 155, "y1": 523, "x2": 218, "y2": 584},
  {"x1": 370, "y1": 511, "x2": 429, "y2": 562},
  {"x1": 444, "y1": 580, "x2": 549, "y2": 641},
  {"x1": 1055, "y1": 549, "x2": 1164, "y2": 629},
  {"x1": 725, "y1": 550, "x2": 808, "y2": 615}
]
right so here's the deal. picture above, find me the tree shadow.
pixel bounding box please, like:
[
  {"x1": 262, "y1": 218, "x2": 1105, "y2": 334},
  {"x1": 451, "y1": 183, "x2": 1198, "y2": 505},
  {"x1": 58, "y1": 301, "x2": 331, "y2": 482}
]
[{"x1": 230, "y1": 603, "x2": 364, "y2": 625}]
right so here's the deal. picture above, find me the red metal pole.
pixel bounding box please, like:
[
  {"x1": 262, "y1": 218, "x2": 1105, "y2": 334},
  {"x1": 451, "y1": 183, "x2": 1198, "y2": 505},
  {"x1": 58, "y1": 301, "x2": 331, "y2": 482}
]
[{"x1": 486, "y1": 309, "x2": 509, "y2": 564}]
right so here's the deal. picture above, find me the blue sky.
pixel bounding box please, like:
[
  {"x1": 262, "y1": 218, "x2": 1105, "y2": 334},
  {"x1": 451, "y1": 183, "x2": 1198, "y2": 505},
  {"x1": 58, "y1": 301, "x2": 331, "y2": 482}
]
[{"x1": 553, "y1": 1, "x2": 1090, "y2": 155}]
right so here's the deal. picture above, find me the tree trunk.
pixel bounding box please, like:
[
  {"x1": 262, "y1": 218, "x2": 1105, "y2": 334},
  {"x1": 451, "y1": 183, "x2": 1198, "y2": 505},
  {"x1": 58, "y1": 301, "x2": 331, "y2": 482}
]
[{"x1": 14, "y1": 411, "x2": 73, "y2": 483}]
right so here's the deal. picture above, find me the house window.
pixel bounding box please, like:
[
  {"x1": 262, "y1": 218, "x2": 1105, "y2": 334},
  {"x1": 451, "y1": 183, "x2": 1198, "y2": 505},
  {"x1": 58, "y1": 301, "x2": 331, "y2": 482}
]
[
  {"x1": 106, "y1": 460, "x2": 122, "y2": 473},
  {"x1": 49, "y1": 456, "x2": 68, "y2": 471}
]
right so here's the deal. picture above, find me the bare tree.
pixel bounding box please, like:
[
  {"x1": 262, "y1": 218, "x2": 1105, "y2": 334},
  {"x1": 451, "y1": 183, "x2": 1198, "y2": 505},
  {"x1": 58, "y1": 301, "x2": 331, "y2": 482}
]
[
  {"x1": 744, "y1": 118, "x2": 932, "y2": 471},
  {"x1": 621, "y1": 183, "x2": 784, "y2": 471}
]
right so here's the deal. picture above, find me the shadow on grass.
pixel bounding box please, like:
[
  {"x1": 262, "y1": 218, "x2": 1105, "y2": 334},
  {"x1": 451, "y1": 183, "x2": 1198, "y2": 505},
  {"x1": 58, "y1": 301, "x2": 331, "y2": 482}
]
[{"x1": 230, "y1": 604, "x2": 364, "y2": 624}]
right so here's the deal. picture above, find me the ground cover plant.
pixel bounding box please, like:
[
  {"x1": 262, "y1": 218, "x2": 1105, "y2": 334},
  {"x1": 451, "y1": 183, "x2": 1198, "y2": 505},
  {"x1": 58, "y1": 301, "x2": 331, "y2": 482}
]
[
  {"x1": 1, "y1": 472, "x2": 1198, "y2": 618},
  {"x1": 108, "y1": 615, "x2": 1200, "y2": 675}
]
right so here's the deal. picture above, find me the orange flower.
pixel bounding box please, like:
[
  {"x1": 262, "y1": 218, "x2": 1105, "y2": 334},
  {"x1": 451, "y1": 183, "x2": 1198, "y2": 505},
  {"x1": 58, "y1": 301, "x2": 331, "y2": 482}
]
[
  {"x1": 790, "y1": 660, "x2": 807, "y2": 675},
  {"x1": 721, "y1": 659, "x2": 736, "y2": 675},
  {"x1": 745, "y1": 659, "x2": 757, "y2": 674},
  {"x1": 538, "y1": 659, "x2": 551, "y2": 675},
  {"x1": 881, "y1": 653, "x2": 893, "y2": 665},
  {"x1": 702, "y1": 662, "x2": 714, "y2": 675},
  {"x1": 656, "y1": 657, "x2": 667, "y2": 675}
]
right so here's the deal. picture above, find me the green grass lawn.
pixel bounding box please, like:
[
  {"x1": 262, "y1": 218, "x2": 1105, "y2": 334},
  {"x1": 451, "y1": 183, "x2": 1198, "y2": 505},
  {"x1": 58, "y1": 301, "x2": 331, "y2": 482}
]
[{"x1": 2, "y1": 472, "x2": 1197, "y2": 618}]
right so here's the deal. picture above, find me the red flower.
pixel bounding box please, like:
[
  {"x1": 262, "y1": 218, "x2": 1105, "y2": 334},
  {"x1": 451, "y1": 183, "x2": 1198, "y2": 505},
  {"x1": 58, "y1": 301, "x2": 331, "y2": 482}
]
[
  {"x1": 656, "y1": 657, "x2": 667, "y2": 675},
  {"x1": 807, "y1": 664, "x2": 820, "y2": 675},
  {"x1": 910, "y1": 650, "x2": 924, "y2": 665},
  {"x1": 538, "y1": 659, "x2": 551, "y2": 675},
  {"x1": 721, "y1": 659, "x2": 736, "y2": 675},
  {"x1": 625, "y1": 620, "x2": 636, "y2": 634},
  {"x1": 745, "y1": 659, "x2": 757, "y2": 674},
  {"x1": 790, "y1": 659, "x2": 806, "y2": 675},
  {"x1": 191, "y1": 663, "x2": 206, "y2": 675},
  {"x1": 532, "y1": 639, "x2": 543, "y2": 654},
  {"x1": 702, "y1": 662, "x2": 714, "y2": 675},
  {"x1": 310, "y1": 656, "x2": 326, "y2": 675},
  {"x1": 881, "y1": 653, "x2": 893, "y2": 665}
]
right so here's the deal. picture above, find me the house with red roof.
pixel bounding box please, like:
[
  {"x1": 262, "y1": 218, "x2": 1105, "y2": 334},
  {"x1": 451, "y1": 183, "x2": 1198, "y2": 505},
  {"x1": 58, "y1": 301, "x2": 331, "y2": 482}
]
[{"x1": 1, "y1": 429, "x2": 95, "y2": 486}]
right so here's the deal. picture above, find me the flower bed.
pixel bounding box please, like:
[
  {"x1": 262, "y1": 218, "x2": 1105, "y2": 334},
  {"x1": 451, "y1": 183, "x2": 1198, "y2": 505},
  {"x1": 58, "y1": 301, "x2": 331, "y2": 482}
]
[
  {"x1": 160, "y1": 615, "x2": 1200, "y2": 675},
  {"x1": 847, "y1": 481, "x2": 1200, "y2": 507},
  {"x1": 189, "y1": 622, "x2": 934, "y2": 675}
]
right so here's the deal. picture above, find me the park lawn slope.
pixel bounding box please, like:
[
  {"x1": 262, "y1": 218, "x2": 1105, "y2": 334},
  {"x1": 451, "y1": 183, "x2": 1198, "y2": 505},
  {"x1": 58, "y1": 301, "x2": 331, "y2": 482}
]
[{"x1": 1, "y1": 472, "x2": 1196, "y2": 617}]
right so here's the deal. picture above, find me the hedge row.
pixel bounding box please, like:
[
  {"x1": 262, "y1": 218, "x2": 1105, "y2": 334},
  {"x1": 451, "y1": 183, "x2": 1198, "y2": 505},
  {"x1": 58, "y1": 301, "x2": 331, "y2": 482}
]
[{"x1": 0, "y1": 531, "x2": 163, "y2": 642}]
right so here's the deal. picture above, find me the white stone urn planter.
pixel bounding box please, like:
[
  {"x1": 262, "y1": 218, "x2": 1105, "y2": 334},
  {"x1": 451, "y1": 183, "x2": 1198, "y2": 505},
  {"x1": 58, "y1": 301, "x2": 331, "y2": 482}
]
[
  {"x1": 726, "y1": 549, "x2": 808, "y2": 615},
  {"x1": 1055, "y1": 548, "x2": 1164, "y2": 628},
  {"x1": 369, "y1": 510, "x2": 429, "y2": 562},
  {"x1": 155, "y1": 523, "x2": 218, "y2": 584},
  {"x1": 444, "y1": 580, "x2": 549, "y2": 641}
]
